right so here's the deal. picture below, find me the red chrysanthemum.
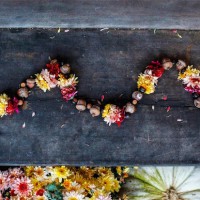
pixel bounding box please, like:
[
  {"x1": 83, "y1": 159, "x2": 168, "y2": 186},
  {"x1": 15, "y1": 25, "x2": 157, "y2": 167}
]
[
  {"x1": 46, "y1": 62, "x2": 60, "y2": 78},
  {"x1": 36, "y1": 188, "x2": 45, "y2": 196},
  {"x1": 6, "y1": 97, "x2": 19, "y2": 115},
  {"x1": 61, "y1": 86, "x2": 77, "y2": 101},
  {"x1": 116, "y1": 108, "x2": 125, "y2": 127},
  {"x1": 184, "y1": 86, "x2": 200, "y2": 94},
  {"x1": 147, "y1": 61, "x2": 164, "y2": 78}
]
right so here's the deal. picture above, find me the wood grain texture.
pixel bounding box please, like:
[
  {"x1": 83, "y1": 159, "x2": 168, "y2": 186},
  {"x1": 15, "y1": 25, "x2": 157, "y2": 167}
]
[
  {"x1": 0, "y1": 28, "x2": 199, "y2": 165},
  {"x1": 1, "y1": 0, "x2": 200, "y2": 29}
]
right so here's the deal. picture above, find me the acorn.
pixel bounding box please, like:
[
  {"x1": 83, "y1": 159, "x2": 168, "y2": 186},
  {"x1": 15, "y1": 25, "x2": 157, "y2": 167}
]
[
  {"x1": 17, "y1": 87, "x2": 29, "y2": 98},
  {"x1": 87, "y1": 103, "x2": 92, "y2": 109},
  {"x1": 26, "y1": 78, "x2": 35, "y2": 89},
  {"x1": 18, "y1": 99, "x2": 24, "y2": 106},
  {"x1": 60, "y1": 64, "x2": 71, "y2": 74},
  {"x1": 132, "y1": 91, "x2": 143, "y2": 101},
  {"x1": 162, "y1": 58, "x2": 173, "y2": 70},
  {"x1": 176, "y1": 59, "x2": 186, "y2": 71},
  {"x1": 50, "y1": 59, "x2": 58, "y2": 64},
  {"x1": 125, "y1": 102, "x2": 136, "y2": 114},
  {"x1": 132, "y1": 99, "x2": 138, "y2": 105},
  {"x1": 76, "y1": 99, "x2": 86, "y2": 111},
  {"x1": 194, "y1": 97, "x2": 200, "y2": 108},
  {"x1": 20, "y1": 82, "x2": 26, "y2": 88},
  {"x1": 90, "y1": 105, "x2": 101, "y2": 117}
]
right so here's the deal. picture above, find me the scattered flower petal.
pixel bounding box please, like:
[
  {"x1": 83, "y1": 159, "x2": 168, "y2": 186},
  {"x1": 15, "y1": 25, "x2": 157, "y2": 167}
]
[
  {"x1": 57, "y1": 28, "x2": 61, "y2": 33},
  {"x1": 32, "y1": 112, "x2": 35, "y2": 117},
  {"x1": 22, "y1": 122, "x2": 26, "y2": 128},
  {"x1": 166, "y1": 106, "x2": 171, "y2": 112},
  {"x1": 162, "y1": 95, "x2": 168, "y2": 100},
  {"x1": 101, "y1": 95, "x2": 105, "y2": 102}
]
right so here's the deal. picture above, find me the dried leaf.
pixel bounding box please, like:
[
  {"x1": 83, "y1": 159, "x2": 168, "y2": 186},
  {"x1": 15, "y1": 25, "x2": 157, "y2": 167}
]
[
  {"x1": 32, "y1": 112, "x2": 35, "y2": 117},
  {"x1": 166, "y1": 106, "x2": 171, "y2": 112},
  {"x1": 22, "y1": 122, "x2": 26, "y2": 128}
]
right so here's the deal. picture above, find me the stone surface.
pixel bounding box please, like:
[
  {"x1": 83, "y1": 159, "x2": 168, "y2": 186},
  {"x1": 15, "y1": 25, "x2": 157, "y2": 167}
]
[{"x1": 0, "y1": 29, "x2": 199, "y2": 165}]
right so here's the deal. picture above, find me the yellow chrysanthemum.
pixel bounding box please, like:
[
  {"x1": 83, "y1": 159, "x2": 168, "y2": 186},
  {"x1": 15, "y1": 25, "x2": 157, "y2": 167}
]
[
  {"x1": 102, "y1": 104, "x2": 111, "y2": 118},
  {"x1": 24, "y1": 166, "x2": 35, "y2": 177},
  {"x1": 54, "y1": 166, "x2": 71, "y2": 182},
  {"x1": 31, "y1": 177, "x2": 44, "y2": 192},
  {"x1": 58, "y1": 74, "x2": 78, "y2": 88},
  {"x1": 63, "y1": 179, "x2": 72, "y2": 190},
  {"x1": 0, "y1": 93, "x2": 9, "y2": 117},
  {"x1": 111, "y1": 179, "x2": 121, "y2": 193},
  {"x1": 137, "y1": 74, "x2": 155, "y2": 94},
  {"x1": 116, "y1": 166, "x2": 122, "y2": 175},
  {"x1": 98, "y1": 175, "x2": 115, "y2": 192},
  {"x1": 35, "y1": 73, "x2": 50, "y2": 92},
  {"x1": 178, "y1": 65, "x2": 200, "y2": 80}
]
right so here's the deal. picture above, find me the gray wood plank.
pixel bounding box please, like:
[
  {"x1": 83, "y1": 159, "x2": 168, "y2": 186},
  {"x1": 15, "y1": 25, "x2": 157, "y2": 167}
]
[
  {"x1": 1, "y1": 0, "x2": 200, "y2": 29},
  {"x1": 0, "y1": 28, "x2": 199, "y2": 165}
]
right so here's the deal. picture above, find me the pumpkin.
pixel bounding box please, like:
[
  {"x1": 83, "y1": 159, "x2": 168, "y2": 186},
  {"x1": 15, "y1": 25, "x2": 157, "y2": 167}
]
[{"x1": 123, "y1": 167, "x2": 200, "y2": 200}]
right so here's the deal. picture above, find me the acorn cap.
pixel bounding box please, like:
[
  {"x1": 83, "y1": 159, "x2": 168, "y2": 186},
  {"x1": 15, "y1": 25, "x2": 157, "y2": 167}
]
[
  {"x1": 176, "y1": 59, "x2": 186, "y2": 71},
  {"x1": 90, "y1": 105, "x2": 100, "y2": 117}
]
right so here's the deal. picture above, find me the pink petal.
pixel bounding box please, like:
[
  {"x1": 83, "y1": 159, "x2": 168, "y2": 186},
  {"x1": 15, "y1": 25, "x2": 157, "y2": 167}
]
[
  {"x1": 162, "y1": 95, "x2": 168, "y2": 100},
  {"x1": 166, "y1": 106, "x2": 171, "y2": 112},
  {"x1": 101, "y1": 95, "x2": 105, "y2": 102}
]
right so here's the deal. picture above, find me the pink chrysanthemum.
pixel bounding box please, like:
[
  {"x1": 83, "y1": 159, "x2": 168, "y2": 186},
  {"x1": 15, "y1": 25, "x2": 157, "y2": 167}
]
[
  {"x1": 61, "y1": 86, "x2": 77, "y2": 101},
  {"x1": 102, "y1": 104, "x2": 125, "y2": 126},
  {"x1": 41, "y1": 69, "x2": 58, "y2": 88},
  {"x1": 0, "y1": 171, "x2": 8, "y2": 191},
  {"x1": 7, "y1": 168, "x2": 24, "y2": 187},
  {"x1": 13, "y1": 177, "x2": 33, "y2": 197}
]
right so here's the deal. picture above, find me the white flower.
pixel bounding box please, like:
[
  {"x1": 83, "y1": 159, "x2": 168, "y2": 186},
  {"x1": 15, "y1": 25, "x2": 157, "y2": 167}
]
[{"x1": 63, "y1": 191, "x2": 85, "y2": 200}]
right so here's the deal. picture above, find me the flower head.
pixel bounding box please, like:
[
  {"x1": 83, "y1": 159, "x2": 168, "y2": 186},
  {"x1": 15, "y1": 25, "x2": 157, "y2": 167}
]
[
  {"x1": 58, "y1": 74, "x2": 78, "y2": 88},
  {"x1": 102, "y1": 104, "x2": 125, "y2": 126},
  {"x1": 0, "y1": 171, "x2": 8, "y2": 191},
  {"x1": 6, "y1": 97, "x2": 19, "y2": 115},
  {"x1": 35, "y1": 73, "x2": 50, "y2": 92},
  {"x1": 96, "y1": 194, "x2": 112, "y2": 200},
  {"x1": 178, "y1": 66, "x2": 200, "y2": 80},
  {"x1": 0, "y1": 94, "x2": 9, "y2": 117},
  {"x1": 46, "y1": 62, "x2": 60, "y2": 78},
  {"x1": 13, "y1": 177, "x2": 33, "y2": 197},
  {"x1": 61, "y1": 86, "x2": 77, "y2": 101},
  {"x1": 63, "y1": 191, "x2": 85, "y2": 200},
  {"x1": 53, "y1": 166, "x2": 71, "y2": 182},
  {"x1": 137, "y1": 74, "x2": 157, "y2": 94},
  {"x1": 146, "y1": 61, "x2": 164, "y2": 78}
]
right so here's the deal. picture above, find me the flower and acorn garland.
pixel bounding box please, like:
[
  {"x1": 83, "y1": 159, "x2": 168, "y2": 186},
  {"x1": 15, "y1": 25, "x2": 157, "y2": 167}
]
[
  {"x1": 176, "y1": 60, "x2": 200, "y2": 108},
  {"x1": 0, "y1": 166, "x2": 129, "y2": 200},
  {"x1": 0, "y1": 57, "x2": 199, "y2": 126}
]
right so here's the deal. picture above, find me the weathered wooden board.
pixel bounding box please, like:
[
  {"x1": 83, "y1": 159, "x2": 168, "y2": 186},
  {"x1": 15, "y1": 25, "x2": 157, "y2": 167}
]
[
  {"x1": 1, "y1": 0, "x2": 200, "y2": 29},
  {"x1": 0, "y1": 29, "x2": 199, "y2": 165}
]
